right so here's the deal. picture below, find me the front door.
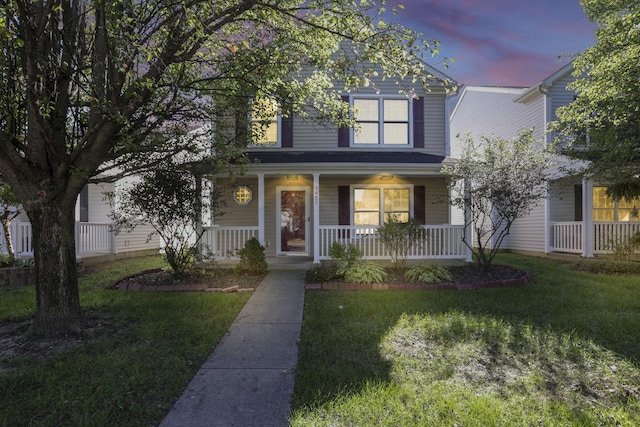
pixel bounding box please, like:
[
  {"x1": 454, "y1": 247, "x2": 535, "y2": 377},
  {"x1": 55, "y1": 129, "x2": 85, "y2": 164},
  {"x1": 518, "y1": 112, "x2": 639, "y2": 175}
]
[{"x1": 277, "y1": 187, "x2": 309, "y2": 255}]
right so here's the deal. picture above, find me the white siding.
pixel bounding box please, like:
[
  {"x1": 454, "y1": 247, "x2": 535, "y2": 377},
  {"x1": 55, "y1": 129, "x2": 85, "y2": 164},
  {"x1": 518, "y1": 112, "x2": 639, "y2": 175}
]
[
  {"x1": 549, "y1": 177, "x2": 581, "y2": 223},
  {"x1": 115, "y1": 225, "x2": 160, "y2": 253},
  {"x1": 507, "y1": 203, "x2": 547, "y2": 253},
  {"x1": 450, "y1": 86, "x2": 545, "y2": 159},
  {"x1": 88, "y1": 183, "x2": 113, "y2": 223}
]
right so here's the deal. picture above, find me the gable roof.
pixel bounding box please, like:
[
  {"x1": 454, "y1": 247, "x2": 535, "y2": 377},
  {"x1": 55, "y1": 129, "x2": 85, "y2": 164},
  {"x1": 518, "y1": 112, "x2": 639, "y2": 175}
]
[{"x1": 514, "y1": 61, "x2": 575, "y2": 103}]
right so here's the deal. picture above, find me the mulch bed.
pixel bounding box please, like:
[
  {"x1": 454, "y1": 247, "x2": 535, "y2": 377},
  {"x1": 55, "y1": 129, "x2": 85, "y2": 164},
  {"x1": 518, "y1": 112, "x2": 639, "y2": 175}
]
[
  {"x1": 110, "y1": 264, "x2": 530, "y2": 293},
  {"x1": 306, "y1": 264, "x2": 530, "y2": 291},
  {"x1": 110, "y1": 268, "x2": 265, "y2": 293}
]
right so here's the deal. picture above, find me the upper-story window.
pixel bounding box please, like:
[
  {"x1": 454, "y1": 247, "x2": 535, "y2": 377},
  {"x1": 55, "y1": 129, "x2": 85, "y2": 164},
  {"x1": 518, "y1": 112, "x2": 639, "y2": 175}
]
[
  {"x1": 250, "y1": 97, "x2": 280, "y2": 146},
  {"x1": 352, "y1": 97, "x2": 411, "y2": 146}
]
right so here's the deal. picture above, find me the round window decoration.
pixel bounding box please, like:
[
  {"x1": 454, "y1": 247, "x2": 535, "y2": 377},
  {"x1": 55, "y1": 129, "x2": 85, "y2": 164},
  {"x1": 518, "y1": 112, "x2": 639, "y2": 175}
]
[{"x1": 233, "y1": 186, "x2": 252, "y2": 205}]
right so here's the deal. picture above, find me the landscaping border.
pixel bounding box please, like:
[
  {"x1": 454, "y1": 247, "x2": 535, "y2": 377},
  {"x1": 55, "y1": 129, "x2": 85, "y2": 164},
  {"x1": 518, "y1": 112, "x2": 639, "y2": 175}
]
[
  {"x1": 110, "y1": 269, "x2": 255, "y2": 293},
  {"x1": 305, "y1": 268, "x2": 531, "y2": 291}
]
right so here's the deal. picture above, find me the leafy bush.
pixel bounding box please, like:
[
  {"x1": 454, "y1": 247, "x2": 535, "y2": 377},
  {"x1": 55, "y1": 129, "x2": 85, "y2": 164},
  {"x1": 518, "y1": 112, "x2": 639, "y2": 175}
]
[
  {"x1": 338, "y1": 261, "x2": 387, "y2": 284},
  {"x1": 329, "y1": 242, "x2": 362, "y2": 269},
  {"x1": 573, "y1": 259, "x2": 640, "y2": 275},
  {"x1": 235, "y1": 237, "x2": 268, "y2": 275},
  {"x1": 405, "y1": 262, "x2": 453, "y2": 283},
  {"x1": 306, "y1": 262, "x2": 340, "y2": 283},
  {"x1": 609, "y1": 232, "x2": 640, "y2": 262},
  {"x1": 377, "y1": 215, "x2": 426, "y2": 271},
  {"x1": 0, "y1": 252, "x2": 14, "y2": 268}
]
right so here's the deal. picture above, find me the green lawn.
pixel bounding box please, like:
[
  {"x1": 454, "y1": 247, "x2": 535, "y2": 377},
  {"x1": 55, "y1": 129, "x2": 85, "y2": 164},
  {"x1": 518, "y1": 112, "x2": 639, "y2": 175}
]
[
  {"x1": 0, "y1": 256, "x2": 251, "y2": 426},
  {"x1": 291, "y1": 253, "x2": 640, "y2": 426}
]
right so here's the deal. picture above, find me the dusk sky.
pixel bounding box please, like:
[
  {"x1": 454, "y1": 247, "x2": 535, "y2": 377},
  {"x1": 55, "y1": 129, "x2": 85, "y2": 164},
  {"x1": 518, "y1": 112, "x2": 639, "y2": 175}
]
[{"x1": 389, "y1": 0, "x2": 597, "y2": 87}]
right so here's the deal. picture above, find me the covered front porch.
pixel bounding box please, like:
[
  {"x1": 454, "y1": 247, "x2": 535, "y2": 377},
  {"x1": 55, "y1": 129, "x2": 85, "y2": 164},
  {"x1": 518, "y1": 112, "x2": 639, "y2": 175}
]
[
  {"x1": 549, "y1": 178, "x2": 640, "y2": 257},
  {"x1": 201, "y1": 223, "x2": 467, "y2": 263},
  {"x1": 200, "y1": 152, "x2": 471, "y2": 264}
]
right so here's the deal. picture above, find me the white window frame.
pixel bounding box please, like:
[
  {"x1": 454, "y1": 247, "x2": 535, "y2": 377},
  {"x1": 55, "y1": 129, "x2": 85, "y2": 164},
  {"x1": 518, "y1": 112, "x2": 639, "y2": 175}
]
[
  {"x1": 350, "y1": 184, "x2": 414, "y2": 228},
  {"x1": 248, "y1": 97, "x2": 281, "y2": 147},
  {"x1": 349, "y1": 95, "x2": 412, "y2": 147},
  {"x1": 593, "y1": 186, "x2": 640, "y2": 222}
]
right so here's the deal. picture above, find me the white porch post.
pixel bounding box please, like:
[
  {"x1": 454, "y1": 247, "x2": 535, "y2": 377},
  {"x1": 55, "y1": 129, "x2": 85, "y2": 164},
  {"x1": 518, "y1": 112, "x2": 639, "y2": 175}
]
[
  {"x1": 194, "y1": 172, "x2": 203, "y2": 259},
  {"x1": 257, "y1": 173, "x2": 265, "y2": 246},
  {"x1": 463, "y1": 180, "x2": 473, "y2": 263},
  {"x1": 544, "y1": 183, "x2": 551, "y2": 254},
  {"x1": 313, "y1": 173, "x2": 320, "y2": 264},
  {"x1": 582, "y1": 178, "x2": 594, "y2": 257}
]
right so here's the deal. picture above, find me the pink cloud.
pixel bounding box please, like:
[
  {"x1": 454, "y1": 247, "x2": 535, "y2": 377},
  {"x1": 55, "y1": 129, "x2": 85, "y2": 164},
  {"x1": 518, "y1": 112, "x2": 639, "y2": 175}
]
[{"x1": 386, "y1": 0, "x2": 595, "y2": 86}]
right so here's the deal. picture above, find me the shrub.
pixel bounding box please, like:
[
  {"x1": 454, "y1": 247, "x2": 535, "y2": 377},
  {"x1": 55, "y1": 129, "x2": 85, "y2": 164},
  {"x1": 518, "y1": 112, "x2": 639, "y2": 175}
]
[
  {"x1": 235, "y1": 237, "x2": 268, "y2": 275},
  {"x1": 0, "y1": 252, "x2": 14, "y2": 268},
  {"x1": 328, "y1": 242, "x2": 362, "y2": 269},
  {"x1": 405, "y1": 262, "x2": 453, "y2": 283},
  {"x1": 338, "y1": 261, "x2": 387, "y2": 284},
  {"x1": 609, "y1": 232, "x2": 640, "y2": 262},
  {"x1": 306, "y1": 262, "x2": 340, "y2": 283},
  {"x1": 377, "y1": 215, "x2": 426, "y2": 271}
]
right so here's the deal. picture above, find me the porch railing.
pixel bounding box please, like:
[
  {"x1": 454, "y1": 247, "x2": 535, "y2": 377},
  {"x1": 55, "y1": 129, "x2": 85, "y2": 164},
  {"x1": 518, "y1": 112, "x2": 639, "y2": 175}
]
[
  {"x1": 551, "y1": 221, "x2": 583, "y2": 254},
  {"x1": 551, "y1": 221, "x2": 640, "y2": 254},
  {"x1": 76, "y1": 222, "x2": 113, "y2": 254},
  {"x1": 594, "y1": 222, "x2": 640, "y2": 253},
  {"x1": 318, "y1": 225, "x2": 466, "y2": 260},
  {"x1": 4, "y1": 221, "x2": 114, "y2": 257},
  {"x1": 201, "y1": 226, "x2": 259, "y2": 259}
]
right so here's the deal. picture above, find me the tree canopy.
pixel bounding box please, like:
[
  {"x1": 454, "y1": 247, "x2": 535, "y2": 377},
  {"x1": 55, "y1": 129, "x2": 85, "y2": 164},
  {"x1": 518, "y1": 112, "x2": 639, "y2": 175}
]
[
  {"x1": 553, "y1": 0, "x2": 640, "y2": 200},
  {"x1": 443, "y1": 129, "x2": 550, "y2": 270},
  {"x1": 0, "y1": 0, "x2": 446, "y2": 335}
]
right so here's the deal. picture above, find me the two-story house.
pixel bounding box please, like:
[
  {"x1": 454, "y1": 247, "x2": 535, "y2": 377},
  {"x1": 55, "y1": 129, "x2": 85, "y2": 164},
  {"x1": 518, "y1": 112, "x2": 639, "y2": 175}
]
[
  {"x1": 200, "y1": 63, "x2": 468, "y2": 264},
  {"x1": 450, "y1": 62, "x2": 640, "y2": 258}
]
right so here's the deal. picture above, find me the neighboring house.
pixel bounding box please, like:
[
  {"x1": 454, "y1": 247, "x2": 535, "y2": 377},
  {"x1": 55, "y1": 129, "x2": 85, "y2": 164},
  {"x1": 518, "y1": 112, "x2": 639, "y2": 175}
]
[
  {"x1": 3, "y1": 180, "x2": 160, "y2": 262},
  {"x1": 449, "y1": 62, "x2": 640, "y2": 258},
  {"x1": 201, "y1": 63, "x2": 469, "y2": 263}
]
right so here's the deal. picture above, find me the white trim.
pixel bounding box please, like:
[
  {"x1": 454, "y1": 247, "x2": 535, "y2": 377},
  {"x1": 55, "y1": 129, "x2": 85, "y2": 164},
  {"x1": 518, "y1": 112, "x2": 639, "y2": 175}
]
[
  {"x1": 248, "y1": 97, "x2": 282, "y2": 148},
  {"x1": 258, "y1": 174, "x2": 265, "y2": 246},
  {"x1": 348, "y1": 95, "x2": 413, "y2": 147},
  {"x1": 349, "y1": 184, "x2": 414, "y2": 226},
  {"x1": 276, "y1": 186, "x2": 310, "y2": 256},
  {"x1": 313, "y1": 173, "x2": 320, "y2": 263},
  {"x1": 582, "y1": 178, "x2": 594, "y2": 257}
]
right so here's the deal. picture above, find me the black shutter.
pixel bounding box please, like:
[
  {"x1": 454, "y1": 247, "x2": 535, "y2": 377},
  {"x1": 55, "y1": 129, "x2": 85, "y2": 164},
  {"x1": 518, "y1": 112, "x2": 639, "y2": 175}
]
[
  {"x1": 79, "y1": 185, "x2": 89, "y2": 222},
  {"x1": 338, "y1": 185, "x2": 350, "y2": 238},
  {"x1": 338, "y1": 95, "x2": 350, "y2": 147},
  {"x1": 414, "y1": 186, "x2": 426, "y2": 224},
  {"x1": 281, "y1": 114, "x2": 293, "y2": 147},
  {"x1": 413, "y1": 97, "x2": 424, "y2": 148},
  {"x1": 575, "y1": 184, "x2": 583, "y2": 221}
]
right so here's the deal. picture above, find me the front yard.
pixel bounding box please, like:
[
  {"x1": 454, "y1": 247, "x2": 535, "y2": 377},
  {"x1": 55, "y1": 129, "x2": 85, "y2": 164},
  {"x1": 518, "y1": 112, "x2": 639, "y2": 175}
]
[
  {"x1": 0, "y1": 257, "x2": 252, "y2": 426},
  {"x1": 1, "y1": 254, "x2": 639, "y2": 426},
  {"x1": 291, "y1": 253, "x2": 640, "y2": 426}
]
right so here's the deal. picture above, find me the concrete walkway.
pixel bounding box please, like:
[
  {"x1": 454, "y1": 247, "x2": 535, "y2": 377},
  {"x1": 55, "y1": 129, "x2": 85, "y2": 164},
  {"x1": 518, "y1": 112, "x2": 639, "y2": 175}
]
[{"x1": 160, "y1": 270, "x2": 306, "y2": 427}]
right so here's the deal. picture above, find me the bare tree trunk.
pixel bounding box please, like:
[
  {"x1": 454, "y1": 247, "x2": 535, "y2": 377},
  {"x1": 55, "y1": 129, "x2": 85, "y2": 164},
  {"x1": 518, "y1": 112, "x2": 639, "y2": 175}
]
[
  {"x1": 27, "y1": 200, "x2": 82, "y2": 336},
  {"x1": 1, "y1": 217, "x2": 15, "y2": 258}
]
